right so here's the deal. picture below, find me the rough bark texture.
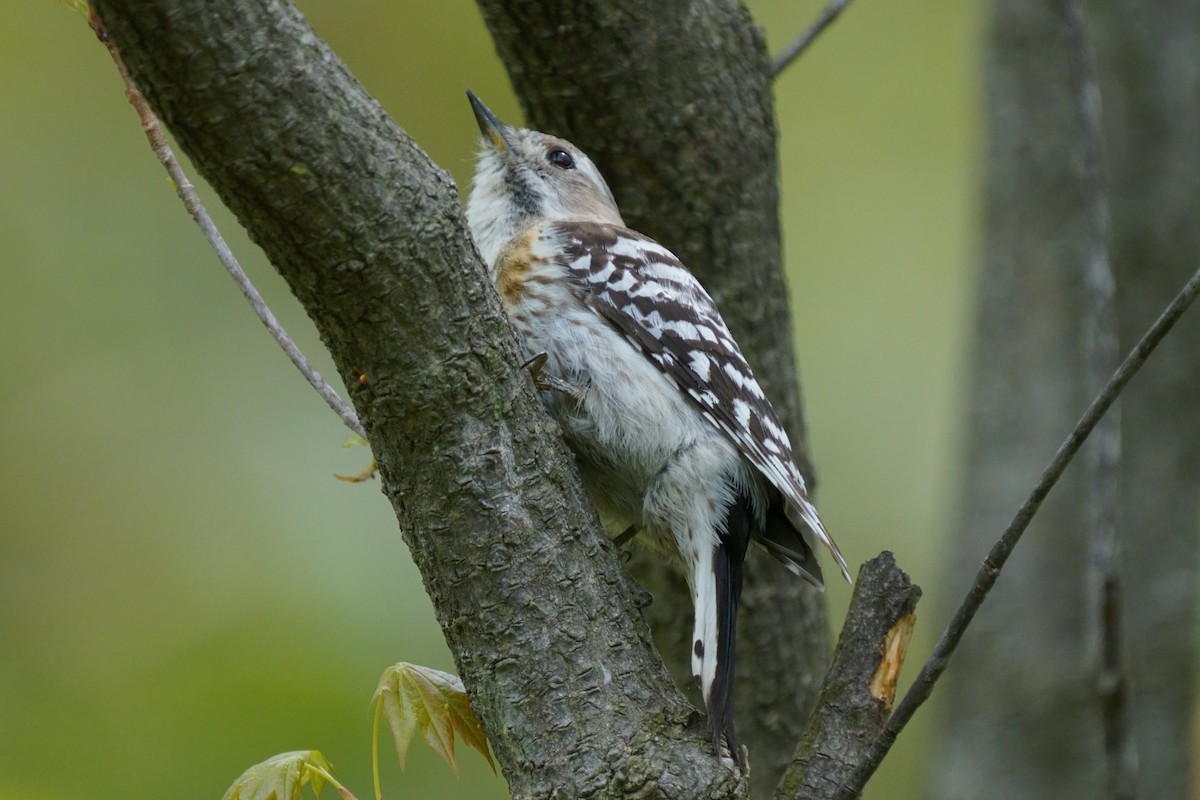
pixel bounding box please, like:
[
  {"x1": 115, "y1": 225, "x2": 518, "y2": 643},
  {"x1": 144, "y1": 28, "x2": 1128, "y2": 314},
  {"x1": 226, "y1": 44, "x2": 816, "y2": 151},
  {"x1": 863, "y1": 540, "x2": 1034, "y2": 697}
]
[
  {"x1": 776, "y1": 553, "x2": 921, "y2": 800},
  {"x1": 930, "y1": 1, "x2": 1200, "y2": 797},
  {"x1": 474, "y1": 3, "x2": 834, "y2": 792},
  {"x1": 87, "y1": 1, "x2": 747, "y2": 796}
]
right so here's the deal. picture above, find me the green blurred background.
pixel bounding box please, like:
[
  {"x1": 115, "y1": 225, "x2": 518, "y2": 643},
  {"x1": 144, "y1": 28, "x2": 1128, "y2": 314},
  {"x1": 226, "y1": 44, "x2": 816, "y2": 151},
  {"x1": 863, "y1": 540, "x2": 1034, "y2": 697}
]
[{"x1": 0, "y1": 1, "x2": 981, "y2": 797}]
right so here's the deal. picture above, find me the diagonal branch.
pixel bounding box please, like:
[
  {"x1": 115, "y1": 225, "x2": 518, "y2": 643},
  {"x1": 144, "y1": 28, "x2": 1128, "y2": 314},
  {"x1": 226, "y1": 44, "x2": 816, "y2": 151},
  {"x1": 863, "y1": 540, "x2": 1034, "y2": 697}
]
[
  {"x1": 772, "y1": 0, "x2": 855, "y2": 78},
  {"x1": 89, "y1": 10, "x2": 364, "y2": 440},
  {"x1": 837, "y1": 259, "x2": 1200, "y2": 798}
]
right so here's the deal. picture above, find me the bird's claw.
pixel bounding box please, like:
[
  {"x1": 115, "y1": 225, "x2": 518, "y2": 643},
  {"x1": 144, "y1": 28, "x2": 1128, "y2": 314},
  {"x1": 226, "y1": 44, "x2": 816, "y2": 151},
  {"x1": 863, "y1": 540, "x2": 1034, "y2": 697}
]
[
  {"x1": 613, "y1": 525, "x2": 639, "y2": 548},
  {"x1": 521, "y1": 352, "x2": 579, "y2": 397}
]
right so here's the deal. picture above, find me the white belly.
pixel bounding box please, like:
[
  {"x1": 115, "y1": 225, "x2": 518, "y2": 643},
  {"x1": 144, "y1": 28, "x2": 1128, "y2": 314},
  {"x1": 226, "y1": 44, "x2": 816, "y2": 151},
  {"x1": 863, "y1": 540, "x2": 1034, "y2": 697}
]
[{"x1": 517, "y1": 301, "x2": 741, "y2": 548}]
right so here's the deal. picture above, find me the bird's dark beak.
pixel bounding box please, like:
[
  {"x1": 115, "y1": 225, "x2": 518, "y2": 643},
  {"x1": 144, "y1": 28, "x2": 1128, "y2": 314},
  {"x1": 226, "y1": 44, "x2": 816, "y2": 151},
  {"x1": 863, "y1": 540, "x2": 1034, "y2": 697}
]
[{"x1": 467, "y1": 90, "x2": 511, "y2": 154}]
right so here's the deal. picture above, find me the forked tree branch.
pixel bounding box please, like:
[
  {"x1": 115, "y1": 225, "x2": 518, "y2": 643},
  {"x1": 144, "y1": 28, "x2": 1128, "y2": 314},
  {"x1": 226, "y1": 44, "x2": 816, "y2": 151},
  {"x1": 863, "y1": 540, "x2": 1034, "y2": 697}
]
[
  {"x1": 84, "y1": 2, "x2": 1198, "y2": 797},
  {"x1": 837, "y1": 260, "x2": 1200, "y2": 798},
  {"x1": 87, "y1": 0, "x2": 742, "y2": 796}
]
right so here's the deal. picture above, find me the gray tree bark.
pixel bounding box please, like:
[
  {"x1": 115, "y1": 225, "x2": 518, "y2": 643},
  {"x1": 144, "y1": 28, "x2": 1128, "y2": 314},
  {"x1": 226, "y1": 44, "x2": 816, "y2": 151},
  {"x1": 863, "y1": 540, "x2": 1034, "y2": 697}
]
[
  {"x1": 776, "y1": 553, "x2": 920, "y2": 800},
  {"x1": 930, "y1": 1, "x2": 1200, "y2": 797},
  {"x1": 86, "y1": 0, "x2": 839, "y2": 797}
]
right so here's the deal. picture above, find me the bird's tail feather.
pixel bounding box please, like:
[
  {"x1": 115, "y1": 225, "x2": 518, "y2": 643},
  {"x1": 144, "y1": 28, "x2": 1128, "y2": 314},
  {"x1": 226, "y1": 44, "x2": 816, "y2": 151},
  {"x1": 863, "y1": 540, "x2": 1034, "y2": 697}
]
[
  {"x1": 691, "y1": 494, "x2": 752, "y2": 764},
  {"x1": 709, "y1": 536, "x2": 744, "y2": 762}
]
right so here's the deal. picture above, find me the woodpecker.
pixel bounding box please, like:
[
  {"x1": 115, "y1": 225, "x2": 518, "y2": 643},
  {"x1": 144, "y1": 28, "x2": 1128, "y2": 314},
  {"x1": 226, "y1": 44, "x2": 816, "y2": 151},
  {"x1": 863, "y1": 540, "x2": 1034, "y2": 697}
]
[{"x1": 464, "y1": 91, "x2": 849, "y2": 763}]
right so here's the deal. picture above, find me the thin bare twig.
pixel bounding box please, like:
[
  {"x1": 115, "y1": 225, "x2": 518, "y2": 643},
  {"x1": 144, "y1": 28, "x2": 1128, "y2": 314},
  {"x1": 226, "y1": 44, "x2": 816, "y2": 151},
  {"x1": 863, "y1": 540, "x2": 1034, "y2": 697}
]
[
  {"x1": 1062, "y1": 0, "x2": 1138, "y2": 795},
  {"x1": 835, "y1": 260, "x2": 1200, "y2": 799},
  {"x1": 772, "y1": 0, "x2": 854, "y2": 77},
  {"x1": 88, "y1": 9, "x2": 366, "y2": 440}
]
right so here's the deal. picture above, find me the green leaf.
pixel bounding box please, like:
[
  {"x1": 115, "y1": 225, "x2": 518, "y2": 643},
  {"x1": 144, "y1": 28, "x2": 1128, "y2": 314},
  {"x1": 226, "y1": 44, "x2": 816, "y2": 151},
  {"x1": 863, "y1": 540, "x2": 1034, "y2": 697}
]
[
  {"x1": 373, "y1": 662, "x2": 496, "y2": 777},
  {"x1": 221, "y1": 750, "x2": 340, "y2": 800}
]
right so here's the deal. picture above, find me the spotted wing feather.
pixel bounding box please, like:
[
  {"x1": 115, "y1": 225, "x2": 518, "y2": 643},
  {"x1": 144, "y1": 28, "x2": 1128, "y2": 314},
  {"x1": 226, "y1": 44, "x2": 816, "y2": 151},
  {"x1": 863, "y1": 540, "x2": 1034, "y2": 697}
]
[{"x1": 551, "y1": 220, "x2": 849, "y2": 582}]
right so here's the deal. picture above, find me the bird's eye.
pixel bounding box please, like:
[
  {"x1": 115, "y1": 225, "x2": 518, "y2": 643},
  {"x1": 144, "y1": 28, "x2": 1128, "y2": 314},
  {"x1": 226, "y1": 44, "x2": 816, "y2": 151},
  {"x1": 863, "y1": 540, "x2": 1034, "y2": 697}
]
[{"x1": 547, "y1": 149, "x2": 575, "y2": 170}]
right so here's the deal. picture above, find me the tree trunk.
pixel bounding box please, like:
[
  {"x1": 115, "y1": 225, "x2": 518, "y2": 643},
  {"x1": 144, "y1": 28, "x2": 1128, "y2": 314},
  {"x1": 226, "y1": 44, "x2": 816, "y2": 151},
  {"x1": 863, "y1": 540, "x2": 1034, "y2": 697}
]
[
  {"x1": 87, "y1": 0, "x2": 833, "y2": 796},
  {"x1": 930, "y1": 1, "x2": 1200, "y2": 797},
  {"x1": 87, "y1": 0, "x2": 745, "y2": 796}
]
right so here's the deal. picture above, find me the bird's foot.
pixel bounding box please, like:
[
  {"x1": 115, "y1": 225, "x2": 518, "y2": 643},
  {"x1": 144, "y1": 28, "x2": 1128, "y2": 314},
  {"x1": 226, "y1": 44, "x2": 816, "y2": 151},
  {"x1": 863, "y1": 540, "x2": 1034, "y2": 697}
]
[
  {"x1": 521, "y1": 352, "x2": 579, "y2": 397},
  {"x1": 613, "y1": 525, "x2": 640, "y2": 548}
]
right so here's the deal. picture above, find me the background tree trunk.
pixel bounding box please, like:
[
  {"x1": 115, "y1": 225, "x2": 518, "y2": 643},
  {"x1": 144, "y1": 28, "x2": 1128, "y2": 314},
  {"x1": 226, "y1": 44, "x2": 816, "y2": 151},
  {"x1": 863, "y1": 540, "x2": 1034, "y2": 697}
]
[{"x1": 930, "y1": 1, "x2": 1200, "y2": 797}]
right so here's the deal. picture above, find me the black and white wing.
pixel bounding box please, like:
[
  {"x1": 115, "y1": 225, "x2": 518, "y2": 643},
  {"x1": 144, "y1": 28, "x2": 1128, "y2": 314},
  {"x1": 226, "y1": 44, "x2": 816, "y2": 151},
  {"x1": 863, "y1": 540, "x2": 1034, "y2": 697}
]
[{"x1": 550, "y1": 220, "x2": 850, "y2": 583}]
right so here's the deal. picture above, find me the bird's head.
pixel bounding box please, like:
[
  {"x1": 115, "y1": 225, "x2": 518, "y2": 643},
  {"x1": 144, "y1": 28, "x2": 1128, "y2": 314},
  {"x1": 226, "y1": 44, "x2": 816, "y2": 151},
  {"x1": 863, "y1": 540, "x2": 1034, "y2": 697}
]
[{"x1": 465, "y1": 90, "x2": 623, "y2": 267}]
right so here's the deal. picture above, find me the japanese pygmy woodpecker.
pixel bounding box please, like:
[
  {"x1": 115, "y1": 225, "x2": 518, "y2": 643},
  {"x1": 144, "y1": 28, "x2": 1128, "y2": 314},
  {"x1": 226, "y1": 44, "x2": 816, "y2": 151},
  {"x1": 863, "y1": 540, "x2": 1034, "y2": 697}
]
[{"x1": 464, "y1": 91, "x2": 849, "y2": 762}]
